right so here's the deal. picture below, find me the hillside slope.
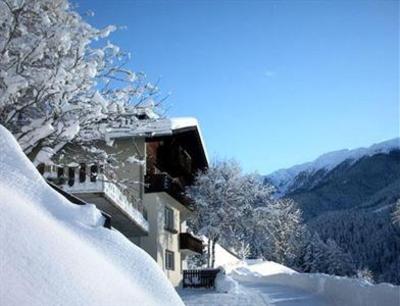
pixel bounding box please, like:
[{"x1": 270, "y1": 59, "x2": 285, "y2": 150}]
[
  {"x1": 290, "y1": 151, "x2": 399, "y2": 219},
  {"x1": 265, "y1": 139, "x2": 400, "y2": 219},
  {"x1": 264, "y1": 139, "x2": 400, "y2": 284},
  {"x1": 0, "y1": 125, "x2": 183, "y2": 306},
  {"x1": 267, "y1": 138, "x2": 399, "y2": 194}
]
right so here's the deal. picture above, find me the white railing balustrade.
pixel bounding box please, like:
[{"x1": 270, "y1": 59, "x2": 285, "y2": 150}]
[{"x1": 42, "y1": 163, "x2": 148, "y2": 232}]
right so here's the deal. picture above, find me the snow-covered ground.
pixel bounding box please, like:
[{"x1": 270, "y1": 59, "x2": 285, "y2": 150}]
[
  {"x1": 0, "y1": 125, "x2": 183, "y2": 306},
  {"x1": 179, "y1": 260, "x2": 400, "y2": 306}
]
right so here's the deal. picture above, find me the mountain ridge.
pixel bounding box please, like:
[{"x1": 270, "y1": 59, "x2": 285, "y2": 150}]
[
  {"x1": 265, "y1": 138, "x2": 400, "y2": 195},
  {"x1": 263, "y1": 138, "x2": 400, "y2": 284}
]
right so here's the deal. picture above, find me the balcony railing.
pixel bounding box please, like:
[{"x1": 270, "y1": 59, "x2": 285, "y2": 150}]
[
  {"x1": 179, "y1": 232, "x2": 203, "y2": 255},
  {"x1": 42, "y1": 164, "x2": 149, "y2": 234},
  {"x1": 145, "y1": 173, "x2": 194, "y2": 209}
]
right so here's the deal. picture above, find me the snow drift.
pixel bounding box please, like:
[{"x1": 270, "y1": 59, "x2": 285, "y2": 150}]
[
  {"x1": 230, "y1": 261, "x2": 399, "y2": 306},
  {"x1": 0, "y1": 125, "x2": 183, "y2": 306},
  {"x1": 230, "y1": 259, "x2": 297, "y2": 276}
]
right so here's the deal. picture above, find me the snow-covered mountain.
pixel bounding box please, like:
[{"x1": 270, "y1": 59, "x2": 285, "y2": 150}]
[
  {"x1": 264, "y1": 138, "x2": 400, "y2": 285},
  {"x1": 266, "y1": 138, "x2": 400, "y2": 196}
]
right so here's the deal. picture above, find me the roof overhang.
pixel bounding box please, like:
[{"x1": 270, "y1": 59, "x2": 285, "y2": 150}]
[{"x1": 105, "y1": 117, "x2": 208, "y2": 169}]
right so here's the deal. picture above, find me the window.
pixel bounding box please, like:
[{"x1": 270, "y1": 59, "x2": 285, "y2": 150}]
[
  {"x1": 57, "y1": 167, "x2": 64, "y2": 179},
  {"x1": 90, "y1": 164, "x2": 98, "y2": 182},
  {"x1": 68, "y1": 167, "x2": 75, "y2": 186},
  {"x1": 79, "y1": 163, "x2": 86, "y2": 183},
  {"x1": 164, "y1": 206, "x2": 175, "y2": 232},
  {"x1": 165, "y1": 250, "x2": 175, "y2": 270}
]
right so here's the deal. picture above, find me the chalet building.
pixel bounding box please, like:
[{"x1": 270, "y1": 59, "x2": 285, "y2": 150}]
[{"x1": 38, "y1": 115, "x2": 207, "y2": 286}]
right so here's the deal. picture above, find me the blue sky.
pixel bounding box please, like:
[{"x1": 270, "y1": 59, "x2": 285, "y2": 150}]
[{"x1": 76, "y1": 0, "x2": 399, "y2": 174}]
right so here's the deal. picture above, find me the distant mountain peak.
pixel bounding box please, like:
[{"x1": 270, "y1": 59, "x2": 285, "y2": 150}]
[{"x1": 266, "y1": 138, "x2": 400, "y2": 194}]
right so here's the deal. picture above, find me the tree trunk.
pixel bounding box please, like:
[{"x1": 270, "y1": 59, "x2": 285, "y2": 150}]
[
  {"x1": 207, "y1": 239, "x2": 211, "y2": 268},
  {"x1": 211, "y1": 236, "x2": 219, "y2": 268}
]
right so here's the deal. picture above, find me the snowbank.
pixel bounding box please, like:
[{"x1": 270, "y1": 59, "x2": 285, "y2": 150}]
[
  {"x1": 215, "y1": 268, "x2": 239, "y2": 294},
  {"x1": 230, "y1": 261, "x2": 399, "y2": 306},
  {"x1": 0, "y1": 125, "x2": 183, "y2": 306},
  {"x1": 231, "y1": 259, "x2": 297, "y2": 276},
  {"x1": 202, "y1": 239, "x2": 241, "y2": 270}
]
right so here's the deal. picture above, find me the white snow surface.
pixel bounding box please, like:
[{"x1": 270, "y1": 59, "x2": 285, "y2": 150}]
[
  {"x1": 267, "y1": 138, "x2": 400, "y2": 194},
  {"x1": 230, "y1": 260, "x2": 399, "y2": 306},
  {"x1": 215, "y1": 271, "x2": 239, "y2": 294},
  {"x1": 229, "y1": 259, "x2": 297, "y2": 276},
  {"x1": 0, "y1": 125, "x2": 183, "y2": 306},
  {"x1": 180, "y1": 260, "x2": 399, "y2": 306},
  {"x1": 200, "y1": 237, "x2": 241, "y2": 269}
]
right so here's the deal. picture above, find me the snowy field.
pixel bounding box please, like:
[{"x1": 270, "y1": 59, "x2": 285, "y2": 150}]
[
  {"x1": 0, "y1": 125, "x2": 183, "y2": 306},
  {"x1": 179, "y1": 260, "x2": 400, "y2": 306}
]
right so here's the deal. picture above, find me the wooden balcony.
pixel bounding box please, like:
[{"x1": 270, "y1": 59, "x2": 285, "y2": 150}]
[
  {"x1": 145, "y1": 173, "x2": 194, "y2": 209},
  {"x1": 179, "y1": 233, "x2": 203, "y2": 255}
]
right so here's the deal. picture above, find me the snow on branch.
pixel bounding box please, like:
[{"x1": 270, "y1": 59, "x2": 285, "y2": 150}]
[{"x1": 0, "y1": 0, "x2": 164, "y2": 165}]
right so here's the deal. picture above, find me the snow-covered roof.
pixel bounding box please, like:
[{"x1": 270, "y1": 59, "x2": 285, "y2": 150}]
[{"x1": 105, "y1": 117, "x2": 209, "y2": 164}]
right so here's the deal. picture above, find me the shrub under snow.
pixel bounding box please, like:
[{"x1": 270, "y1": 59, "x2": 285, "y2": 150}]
[{"x1": 214, "y1": 268, "x2": 239, "y2": 294}]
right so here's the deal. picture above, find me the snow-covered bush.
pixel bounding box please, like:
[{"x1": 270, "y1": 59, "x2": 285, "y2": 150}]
[
  {"x1": 0, "y1": 0, "x2": 161, "y2": 164},
  {"x1": 355, "y1": 268, "x2": 374, "y2": 283}
]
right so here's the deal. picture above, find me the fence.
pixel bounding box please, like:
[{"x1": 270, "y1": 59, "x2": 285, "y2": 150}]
[{"x1": 183, "y1": 269, "x2": 220, "y2": 289}]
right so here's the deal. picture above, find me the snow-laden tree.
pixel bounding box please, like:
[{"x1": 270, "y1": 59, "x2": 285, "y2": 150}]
[
  {"x1": 187, "y1": 160, "x2": 244, "y2": 267},
  {"x1": 300, "y1": 231, "x2": 355, "y2": 276},
  {"x1": 0, "y1": 0, "x2": 160, "y2": 164},
  {"x1": 324, "y1": 239, "x2": 355, "y2": 276},
  {"x1": 310, "y1": 207, "x2": 400, "y2": 284},
  {"x1": 392, "y1": 199, "x2": 400, "y2": 226},
  {"x1": 302, "y1": 232, "x2": 326, "y2": 273},
  {"x1": 252, "y1": 198, "x2": 303, "y2": 265},
  {"x1": 187, "y1": 159, "x2": 302, "y2": 268}
]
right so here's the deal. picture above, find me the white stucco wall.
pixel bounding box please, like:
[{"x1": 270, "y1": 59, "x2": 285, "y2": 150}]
[{"x1": 141, "y1": 192, "x2": 189, "y2": 287}]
